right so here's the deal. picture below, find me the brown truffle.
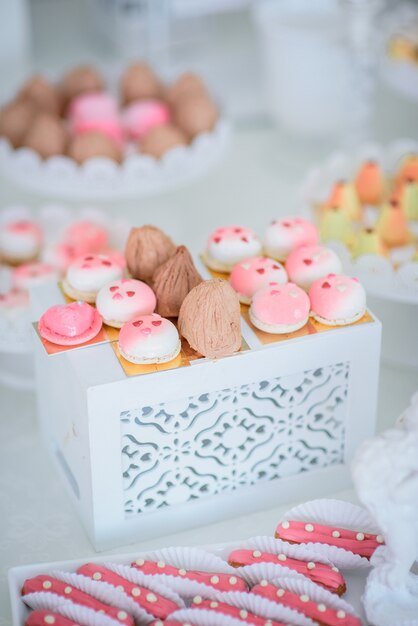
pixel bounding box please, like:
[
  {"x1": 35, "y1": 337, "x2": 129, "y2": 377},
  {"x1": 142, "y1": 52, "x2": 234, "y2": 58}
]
[
  {"x1": 174, "y1": 94, "x2": 218, "y2": 138},
  {"x1": 60, "y1": 65, "x2": 104, "y2": 106},
  {"x1": 120, "y1": 63, "x2": 162, "y2": 104},
  {"x1": 140, "y1": 124, "x2": 187, "y2": 159},
  {"x1": 152, "y1": 245, "x2": 203, "y2": 317},
  {"x1": 67, "y1": 131, "x2": 122, "y2": 164},
  {"x1": 0, "y1": 99, "x2": 36, "y2": 147},
  {"x1": 18, "y1": 75, "x2": 61, "y2": 115},
  {"x1": 178, "y1": 278, "x2": 241, "y2": 358},
  {"x1": 125, "y1": 225, "x2": 176, "y2": 284},
  {"x1": 22, "y1": 113, "x2": 67, "y2": 159},
  {"x1": 166, "y1": 72, "x2": 208, "y2": 105}
]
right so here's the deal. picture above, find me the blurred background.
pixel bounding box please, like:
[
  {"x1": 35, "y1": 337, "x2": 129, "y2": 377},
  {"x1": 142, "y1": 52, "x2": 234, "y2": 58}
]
[{"x1": 1, "y1": 1, "x2": 417, "y2": 238}]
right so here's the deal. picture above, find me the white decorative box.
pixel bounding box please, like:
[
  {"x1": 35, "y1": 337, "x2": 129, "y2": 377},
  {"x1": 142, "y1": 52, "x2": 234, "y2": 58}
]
[{"x1": 31, "y1": 281, "x2": 381, "y2": 552}]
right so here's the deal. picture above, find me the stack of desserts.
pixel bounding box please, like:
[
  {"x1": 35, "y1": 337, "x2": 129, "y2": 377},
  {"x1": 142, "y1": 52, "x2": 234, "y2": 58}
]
[
  {"x1": 36, "y1": 217, "x2": 370, "y2": 368},
  {"x1": 18, "y1": 498, "x2": 383, "y2": 626},
  {"x1": 0, "y1": 214, "x2": 125, "y2": 340},
  {"x1": 312, "y1": 152, "x2": 418, "y2": 286},
  {"x1": 0, "y1": 63, "x2": 219, "y2": 163}
]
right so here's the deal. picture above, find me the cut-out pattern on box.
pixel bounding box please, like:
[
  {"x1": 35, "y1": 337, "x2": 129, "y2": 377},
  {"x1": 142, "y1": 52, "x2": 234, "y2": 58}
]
[{"x1": 120, "y1": 362, "x2": 350, "y2": 516}]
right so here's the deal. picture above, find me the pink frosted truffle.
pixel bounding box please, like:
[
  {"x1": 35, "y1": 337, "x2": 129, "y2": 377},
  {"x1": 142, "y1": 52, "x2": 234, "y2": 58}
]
[
  {"x1": 249, "y1": 282, "x2": 310, "y2": 334},
  {"x1": 204, "y1": 225, "x2": 262, "y2": 273},
  {"x1": 69, "y1": 92, "x2": 123, "y2": 144},
  {"x1": 309, "y1": 274, "x2": 366, "y2": 325},
  {"x1": 264, "y1": 217, "x2": 319, "y2": 261},
  {"x1": 230, "y1": 256, "x2": 287, "y2": 304},
  {"x1": 96, "y1": 278, "x2": 156, "y2": 328},
  {"x1": 123, "y1": 99, "x2": 171, "y2": 141},
  {"x1": 12, "y1": 262, "x2": 57, "y2": 290},
  {"x1": 285, "y1": 244, "x2": 343, "y2": 291},
  {"x1": 38, "y1": 301, "x2": 102, "y2": 345},
  {"x1": 118, "y1": 313, "x2": 181, "y2": 364}
]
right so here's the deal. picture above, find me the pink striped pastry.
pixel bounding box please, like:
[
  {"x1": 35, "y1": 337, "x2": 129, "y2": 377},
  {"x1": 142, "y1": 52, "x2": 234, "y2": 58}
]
[
  {"x1": 190, "y1": 597, "x2": 287, "y2": 626},
  {"x1": 275, "y1": 520, "x2": 384, "y2": 559},
  {"x1": 38, "y1": 301, "x2": 102, "y2": 346},
  {"x1": 77, "y1": 564, "x2": 181, "y2": 619},
  {"x1": 249, "y1": 282, "x2": 310, "y2": 334},
  {"x1": 229, "y1": 257, "x2": 287, "y2": 304},
  {"x1": 22, "y1": 575, "x2": 134, "y2": 626},
  {"x1": 131, "y1": 559, "x2": 247, "y2": 592},
  {"x1": 25, "y1": 610, "x2": 81, "y2": 626},
  {"x1": 285, "y1": 245, "x2": 342, "y2": 291},
  {"x1": 204, "y1": 226, "x2": 262, "y2": 273},
  {"x1": 227, "y1": 549, "x2": 345, "y2": 595},
  {"x1": 264, "y1": 217, "x2": 318, "y2": 262},
  {"x1": 251, "y1": 582, "x2": 360, "y2": 626}
]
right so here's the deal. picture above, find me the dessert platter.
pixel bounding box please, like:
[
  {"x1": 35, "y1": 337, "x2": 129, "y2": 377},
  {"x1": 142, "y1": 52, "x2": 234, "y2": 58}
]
[
  {"x1": 9, "y1": 387, "x2": 418, "y2": 626},
  {"x1": 379, "y1": 3, "x2": 418, "y2": 103},
  {"x1": 0, "y1": 204, "x2": 129, "y2": 388},
  {"x1": 297, "y1": 140, "x2": 418, "y2": 368},
  {"x1": 30, "y1": 218, "x2": 380, "y2": 550},
  {"x1": 8, "y1": 498, "x2": 378, "y2": 626},
  {"x1": 0, "y1": 63, "x2": 229, "y2": 199}
]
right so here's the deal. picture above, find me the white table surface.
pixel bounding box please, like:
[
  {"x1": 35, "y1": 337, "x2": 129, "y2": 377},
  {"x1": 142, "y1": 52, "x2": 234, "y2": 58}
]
[{"x1": 1, "y1": 2, "x2": 418, "y2": 625}]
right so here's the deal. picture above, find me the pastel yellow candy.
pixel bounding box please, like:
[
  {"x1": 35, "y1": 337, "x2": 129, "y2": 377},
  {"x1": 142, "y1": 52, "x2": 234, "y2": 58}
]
[
  {"x1": 319, "y1": 206, "x2": 354, "y2": 245},
  {"x1": 353, "y1": 228, "x2": 386, "y2": 258}
]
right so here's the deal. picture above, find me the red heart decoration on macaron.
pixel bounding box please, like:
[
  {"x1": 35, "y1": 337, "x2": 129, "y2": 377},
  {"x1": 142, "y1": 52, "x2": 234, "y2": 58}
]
[
  {"x1": 214, "y1": 237, "x2": 221, "y2": 243},
  {"x1": 322, "y1": 281, "x2": 331, "y2": 288},
  {"x1": 126, "y1": 291, "x2": 135, "y2": 297},
  {"x1": 109, "y1": 286, "x2": 118, "y2": 292},
  {"x1": 303, "y1": 259, "x2": 312, "y2": 265},
  {"x1": 241, "y1": 236, "x2": 249, "y2": 243},
  {"x1": 102, "y1": 260, "x2": 111, "y2": 266},
  {"x1": 133, "y1": 320, "x2": 143, "y2": 327},
  {"x1": 256, "y1": 268, "x2": 265, "y2": 274},
  {"x1": 152, "y1": 320, "x2": 162, "y2": 326}
]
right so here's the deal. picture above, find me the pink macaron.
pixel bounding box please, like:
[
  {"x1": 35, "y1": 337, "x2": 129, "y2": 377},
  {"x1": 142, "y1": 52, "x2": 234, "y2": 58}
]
[
  {"x1": 96, "y1": 278, "x2": 156, "y2": 328},
  {"x1": 285, "y1": 245, "x2": 343, "y2": 291},
  {"x1": 63, "y1": 253, "x2": 123, "y2": 302},
  {"x1": 118, "y1": 313, "x2": 181, "y2": 364},
  {"x1": 249, "y1": 282, "x2": 310, "y2": 334},
  {"x1": 204, "y1": 225, "x2": 262, "y2": 272},
  {"x1": 0, "y1": 288, "x2": 29, "y2": 315},
  {"x1": 264, "y1": 217, "x2": 319, "y2": 261},
  {"x1": 63, "y1": 220, "x2": 109, "y2": 255},
  {"x1": 309, "y1": 274, "x2": 366, "y2": 326},
  {"x1": 69, "y1": 92, "x2": 123, "y2": 144},
  {"x1": 123, "y1": 99, "x2": 171, "y2": 141},
  {"x1": 12, "y1": 262, "x2": 57, "y2": 290},
  {"x1": 0, "y1": 219, "x2": 43, "y2": 264},
  {"x1": 230, "y1": 256, "x2": 287, "y2": 304},
  {"x1": 39, "y1": 301, "x2": 103, "y2": 346}
]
